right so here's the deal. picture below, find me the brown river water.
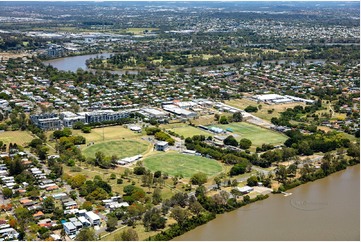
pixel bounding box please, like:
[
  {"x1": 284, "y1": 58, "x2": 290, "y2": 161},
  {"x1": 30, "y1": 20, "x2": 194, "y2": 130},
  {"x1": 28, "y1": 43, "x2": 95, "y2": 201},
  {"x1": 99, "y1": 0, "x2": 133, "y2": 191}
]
[{"x1": 174, "y1": 165, "x2": 360, "y2": 241}]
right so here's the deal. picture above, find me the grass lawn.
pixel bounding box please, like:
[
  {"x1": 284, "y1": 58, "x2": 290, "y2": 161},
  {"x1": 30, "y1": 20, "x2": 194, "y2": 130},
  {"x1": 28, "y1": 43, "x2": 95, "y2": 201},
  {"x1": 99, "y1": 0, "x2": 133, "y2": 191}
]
[
  {"x1": 187, "y1": 54, "x2": 220, "y2": 60},
  {"x1": 161, "y1": 123, "x2": 212, "y2": 138},
  {"x1": 226, "y1": 98, "x2": 306, "y2": 122},
  {"x1": 72, "y1": 125, "x2": 143, "y2": 143},
  {"x1": 214, "y1": 122, "x2": 288, "y2": 147},
  {"x1": 63, "y1": 163, "x2": 179, "y2": 198},
  {"x1": 0, "y1": 131, "x2": 35, "y2": 147},
  {"x1": 126, "y1": 28, "x2": 159, "y2": 34},
  {"x1": 46, "y1": 125, "x2": 147, "y2": 154},
  {"x1": 191, "y1": 114, "x2": 221, "y2": 126},
  {"x1": 143, "y1": 151, "x2": 223, "y2": 178},
  {"x1": 101, "y1": 218, "x2": 173, "y2": 241},
  {"x1": 82, "y1": 140, "x2": 149, "y2": 159}
]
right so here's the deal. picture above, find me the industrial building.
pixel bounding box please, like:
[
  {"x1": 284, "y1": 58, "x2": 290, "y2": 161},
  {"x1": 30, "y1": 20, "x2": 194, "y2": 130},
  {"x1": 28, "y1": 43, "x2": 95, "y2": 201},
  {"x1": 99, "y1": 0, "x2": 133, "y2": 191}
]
[{"x1": 162, "y1": 104, "x2": 197, "y2": 118}]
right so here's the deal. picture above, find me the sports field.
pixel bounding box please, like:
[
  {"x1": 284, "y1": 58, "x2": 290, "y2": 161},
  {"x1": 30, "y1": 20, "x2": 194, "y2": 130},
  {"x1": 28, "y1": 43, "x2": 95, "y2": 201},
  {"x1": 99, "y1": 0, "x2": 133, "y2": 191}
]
[
  {"x1": 72, "y1": 125, "x2": 142, "y2": 143},
  {"x1": 0, "y1": 131, "x2": 35, "y2": 146},
  {"x1": 214, "y1": 122, "x2": 287, "y2": 147},
  {"x1": 143, "y1": 152, "x2": 223, "y2": 178},
  {"x1": 82, "y1": 140, "x2": 149, "y2": 159}
]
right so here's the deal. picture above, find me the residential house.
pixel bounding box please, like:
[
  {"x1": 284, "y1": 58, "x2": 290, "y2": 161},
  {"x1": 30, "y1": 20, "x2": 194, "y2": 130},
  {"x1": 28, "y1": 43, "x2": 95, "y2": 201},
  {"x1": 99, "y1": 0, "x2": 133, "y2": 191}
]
[{"x1": 84, "y1": 211, "x2": 101, "y2": 226}]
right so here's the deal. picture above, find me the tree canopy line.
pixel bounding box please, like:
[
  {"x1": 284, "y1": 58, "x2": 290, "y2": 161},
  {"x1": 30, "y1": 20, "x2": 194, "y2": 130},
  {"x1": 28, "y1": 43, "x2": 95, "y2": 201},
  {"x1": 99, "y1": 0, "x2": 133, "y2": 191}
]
[
  {"x1": 86, "y1": 43, "x2": 360, "y2": 71},
  {"x1": 274, "y1": 142, "x2": 359, "y2": 193},
  {"x1": 185, "y1": 135, "x2": 272, "y2": 169}
]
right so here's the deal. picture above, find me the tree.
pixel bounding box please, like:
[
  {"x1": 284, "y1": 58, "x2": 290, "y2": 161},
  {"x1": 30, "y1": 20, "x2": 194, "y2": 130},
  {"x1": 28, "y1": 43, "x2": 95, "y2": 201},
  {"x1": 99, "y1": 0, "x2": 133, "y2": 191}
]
[
  {"x1": 223, "y1": 153, "x2": 245, "y2": 165},
  {"x1": 245, "y1": 105, "x2": 258, "y2": 113},
  {"x1": 275, "y1": 165, "x2": 288, "y2": 183},
  {"x1": 154, "y1": 170, "x2": 162, "y2": 178},
  {"x1": 298, "y1": 141, "x2": 314, "y2": 156},
  {"x1": 133, "y1": 166, "x2": 146, "y2": 175},
  {"x1": 190, "y1": 172, "x2": 208, "y2": 186},
  {"x1": 106, "y1": 215, "x2": 118, "y2": 232},
  {"x1": 43, "y1": 197, "x2": 55, "y2": 213},
  {"x1": 81, "y1": 201, "x2": 93, "y2": 211},
  {"x1": 9, "y1": 158, "x2": 24, "y2": 176},
  {"x1": 231, "y1": 179, "x2": 239, "y2": 187},
  {"x1": 59, "y1": 127, "x2": 71, "y2": 136},
  {"x1": 72, "y1": 121, "x2": 84, "y2": 130},
  {"x1": 14, "y1": 206, "x2": 32, "y2": 230},
  {"x1": 195, "y1": 185, "x2": 207, "y2": 198},
  {"x1": 37, "y1": 146, "x2": 49, "y2": 160},
  {"x1": 123, "y1": 185, "x2": 146, "y2": 204},
  {"x1": 8, "y1": 216, "x2": 17, "y2": 228},
  {"x1": 169, "y1": 192, "x2": 189, "y2": 207},
  {"x1": 70, "y1": 174, "x2": 86, "y2": 188},
  {"x1": 81, "y1": 126, "x2": 92, "y2": 133},
  {"x1": 2, "y1": 188, "x2": 12, "y2": 199},
  {"x1": 189, "y1": 200, "x2": 204, "y2": 216},
  {"x1": 347, "y1": 143, "x2": 360, "y2": 161},
  {"x1": 127, "y1": 203, "x2": 146, "y2": 218},
  {"x1": 219, "y1": 116, "x2": 229, "y2": 124},
  {"x1": 243, "y1": 195, "x2": 251, "y2": 203},
  {"x1": 170, "y1": 206, "x2": 189, "y2": 225},
  {"x1": 117, "y1": 228, "x2": 139, "y2": 241},
  {"x1": 29, "y1": 138, "x2": 42, "y2": 148},
  {"x1": 223, "y1": 135, "x2": 238, "y2": 147},
  {"x1": 53, "y1": 207, "x2": 64, "y2": 220},
  {"x1": 214, "y1": 176, "x2": 222, "y2": 189},
  {"x1": 141, "y1": 172, "x2": 154, "y2": 190},
  {"x1": 152, "y1": 188, "x2": 162, "y2": 205},
  {"x1": 95, "y1": 151, "x2": 105, "y2": 167},
  {"x1": 53, "y1": 128, "x2": 72, "y2": 139},
  {"x1": 232, "y1": 112, "x2": 243, "y2": 122},
  {"x1": 69, "y1": 190, "x2": 77, "y2": 200},
  {"x1": 230, "y1": 161, "x2": 250, "y2": 176},
  {"x1": 287, "y1": 164, "x2": 298, "y2": 177},
  {"x1": 110, "y1": 155, "x2": 118, "y2": 167},
  {"x1": 282, "y1": 147, "x2": 297, "y2": 161},
  {"x1": 143, "y1": 208, "x2": 166, "y2": 231},
  {"x1": 239, "y1": 138, "x2": 252, "y2": 149},
  {"x1": 75, "y1": 228, "x2": 97, "y2": 241},
  {"x1": 86, "y1": 187, "x2": 109, "y2": 202},
  {"x1": 247, "y1": 176, "x2": 259, "y2": 186}
]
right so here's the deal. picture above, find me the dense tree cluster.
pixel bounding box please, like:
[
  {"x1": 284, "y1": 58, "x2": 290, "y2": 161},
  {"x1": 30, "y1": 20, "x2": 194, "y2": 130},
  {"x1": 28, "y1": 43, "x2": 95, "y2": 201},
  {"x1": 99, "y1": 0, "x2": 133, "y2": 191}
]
[
  {"x1": 185, "y1": 135, "x2": 271, "y2": 168},
  {"x1": 284, "y1": 130, "x2": 351, "y2": 155}
]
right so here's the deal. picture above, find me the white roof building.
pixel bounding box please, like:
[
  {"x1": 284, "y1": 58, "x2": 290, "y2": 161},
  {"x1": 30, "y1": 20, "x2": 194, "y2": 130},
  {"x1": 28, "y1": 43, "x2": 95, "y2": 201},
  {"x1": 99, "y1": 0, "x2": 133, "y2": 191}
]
[{"x1": 237, "y1": 186, "x2": 254, "y2": 193}]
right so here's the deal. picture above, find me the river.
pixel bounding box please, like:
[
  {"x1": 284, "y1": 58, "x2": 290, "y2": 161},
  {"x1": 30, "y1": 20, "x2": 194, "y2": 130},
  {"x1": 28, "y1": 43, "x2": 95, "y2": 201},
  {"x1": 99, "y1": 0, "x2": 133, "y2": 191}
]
[
  {"x1": 43, "y1": 54, "x2": 326, "y2": 75},
  {"x1": 174, "y1": 165, "x2": 360, "y2": 241},
  {"x1": 43, "y1": 53, "x2": 113, "y2": 72},
  {"x1": 43, "y1": 53, "x2": 140, "y2": 75}
]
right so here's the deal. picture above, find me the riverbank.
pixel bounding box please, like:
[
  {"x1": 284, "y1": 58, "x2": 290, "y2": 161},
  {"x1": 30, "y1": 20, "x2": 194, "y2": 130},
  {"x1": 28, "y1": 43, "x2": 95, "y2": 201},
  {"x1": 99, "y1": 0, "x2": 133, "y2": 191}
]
[
  {"x1": 143, "y1": 162, "x2": 360, "y2": 241},
  {"x1": 146, "y1": 194, "x2": 269, "y2": 241},
  {"x1": 173, "y1": 164, "x2": 359, "y2": 241}
]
